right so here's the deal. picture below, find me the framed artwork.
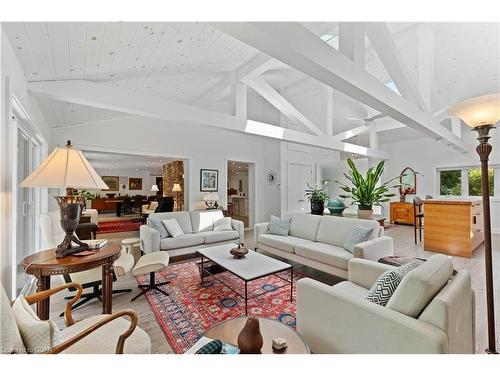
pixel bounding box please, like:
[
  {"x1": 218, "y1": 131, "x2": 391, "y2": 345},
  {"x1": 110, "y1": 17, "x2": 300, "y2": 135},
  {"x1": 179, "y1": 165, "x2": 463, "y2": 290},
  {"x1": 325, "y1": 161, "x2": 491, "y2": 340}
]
[
  {"x1": 129, "y1": 177, "x2": 143, "y2": 190},
  {"x1": 101, "y1": 176, "x2": 119, "y2": 191},
  {"x1": 200, "y1": 169, "x2": 218, "y2": 192}
]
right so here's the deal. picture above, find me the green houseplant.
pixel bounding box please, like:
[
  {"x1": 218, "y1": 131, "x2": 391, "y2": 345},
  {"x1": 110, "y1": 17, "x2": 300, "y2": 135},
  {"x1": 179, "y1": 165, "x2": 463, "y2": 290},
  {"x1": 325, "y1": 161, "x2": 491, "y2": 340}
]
[
  {"x1": 305, "y1": 180, "x2": 330, "y2": 215},
  {"x1": 336, "y1": 159, "x2": 399, "y2": 219}
]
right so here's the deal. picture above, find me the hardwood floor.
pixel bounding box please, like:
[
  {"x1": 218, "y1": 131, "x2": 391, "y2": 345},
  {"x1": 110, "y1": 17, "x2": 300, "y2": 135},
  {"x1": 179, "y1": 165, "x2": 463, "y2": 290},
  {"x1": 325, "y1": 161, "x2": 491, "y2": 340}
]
[{"x1": 48, "y1": 225, "x2": 500, "y2": 354}]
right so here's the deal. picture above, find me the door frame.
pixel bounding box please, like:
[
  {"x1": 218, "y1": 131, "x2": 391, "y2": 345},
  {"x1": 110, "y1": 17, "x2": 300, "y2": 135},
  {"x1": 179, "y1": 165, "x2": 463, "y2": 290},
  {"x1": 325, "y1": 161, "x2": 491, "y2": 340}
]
[{"x1": 225, "y1": 158, "x2": 256, "y2": 229}]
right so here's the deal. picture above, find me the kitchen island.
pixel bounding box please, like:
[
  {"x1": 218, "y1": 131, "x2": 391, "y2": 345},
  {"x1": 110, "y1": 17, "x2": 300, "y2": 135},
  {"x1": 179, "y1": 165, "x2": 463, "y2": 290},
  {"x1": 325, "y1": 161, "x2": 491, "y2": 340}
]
[{"x1": 423, "y1": 198, "x2": 484, "y2": 257}]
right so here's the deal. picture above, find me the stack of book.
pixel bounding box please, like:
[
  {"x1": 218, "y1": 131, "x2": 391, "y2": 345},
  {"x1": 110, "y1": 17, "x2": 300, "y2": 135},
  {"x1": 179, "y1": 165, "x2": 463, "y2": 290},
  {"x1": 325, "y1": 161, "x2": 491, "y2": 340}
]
[{"x1": 81, "y1": 239, "x2": 108, "y2": 249}]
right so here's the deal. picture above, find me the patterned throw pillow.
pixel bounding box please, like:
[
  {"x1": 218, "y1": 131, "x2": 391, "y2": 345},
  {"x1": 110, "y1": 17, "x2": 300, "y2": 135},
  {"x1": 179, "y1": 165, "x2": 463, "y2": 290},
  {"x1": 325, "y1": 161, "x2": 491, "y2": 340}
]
[
  {"x1": 343, "y1": 225, "x2": 374, "y2": 253},
  {"x1": 12, "y1": 296, "x2": 63, "y2": 353},
  {"x1": 195, "y1": 339, "x2": 223, "y2": 354},
  {"x1": 267, "y1": 215, "x2": 291, "y2": 236},
  {"x1": 396, "y1": 261, "x2": 421, "y2": 278},
  {"x1": 366, "y1": 270, "x2": 402, "y2": 306},
  {"x1": 149, "y1": 218, "x2": 169, "y2": 239}
]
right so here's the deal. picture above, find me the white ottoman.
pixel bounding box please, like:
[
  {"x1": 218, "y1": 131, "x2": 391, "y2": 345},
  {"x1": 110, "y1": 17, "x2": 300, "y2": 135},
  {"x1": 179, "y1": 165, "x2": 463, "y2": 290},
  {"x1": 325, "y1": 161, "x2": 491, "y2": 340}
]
[{"x1": 131, "y1": 251, "x2": 170, "y2": 301}]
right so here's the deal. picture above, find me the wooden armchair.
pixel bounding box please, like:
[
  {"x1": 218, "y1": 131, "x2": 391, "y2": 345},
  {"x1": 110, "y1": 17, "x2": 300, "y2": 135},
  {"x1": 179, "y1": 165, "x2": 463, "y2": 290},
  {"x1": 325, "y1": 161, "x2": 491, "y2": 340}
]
[{"x1": 2, "y1": 283, "x2": 151, "y2": 354}]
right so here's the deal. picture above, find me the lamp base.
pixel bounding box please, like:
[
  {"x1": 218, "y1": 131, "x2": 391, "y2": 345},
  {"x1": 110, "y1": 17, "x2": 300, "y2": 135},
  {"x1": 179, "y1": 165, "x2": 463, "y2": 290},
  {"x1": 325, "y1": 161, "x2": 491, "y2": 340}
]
[
  {"x1": 54, "y1": 196, "x2": 90, "y2": 258},
  {"x1": 486, "y1": 349, "x2": 499, "y2": 355}
]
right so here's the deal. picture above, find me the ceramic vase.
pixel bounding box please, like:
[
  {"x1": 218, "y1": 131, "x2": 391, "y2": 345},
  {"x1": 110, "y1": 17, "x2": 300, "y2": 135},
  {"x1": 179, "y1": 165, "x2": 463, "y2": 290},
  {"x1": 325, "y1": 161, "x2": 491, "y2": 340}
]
[{"x1": 237, "y1": 316, "x2": 263, "y2": 354}]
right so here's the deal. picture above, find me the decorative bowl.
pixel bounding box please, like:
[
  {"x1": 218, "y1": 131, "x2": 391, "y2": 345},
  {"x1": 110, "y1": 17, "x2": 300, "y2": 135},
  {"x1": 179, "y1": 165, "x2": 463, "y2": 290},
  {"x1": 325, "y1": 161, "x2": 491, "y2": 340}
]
[
  {"x1": 230, "y1": 245, "x2": 249, "y2": 259},
  {"x1": 327, "y1": 199, "x2": 346, "y2": 215}
]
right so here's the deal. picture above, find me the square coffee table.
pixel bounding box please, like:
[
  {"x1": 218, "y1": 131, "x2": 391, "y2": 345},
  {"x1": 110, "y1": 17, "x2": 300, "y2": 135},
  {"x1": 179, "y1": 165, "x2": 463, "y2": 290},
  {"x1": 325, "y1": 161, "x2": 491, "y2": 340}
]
[{"x1": 197, "y1": 243, "x2": 293, "y2": 315}]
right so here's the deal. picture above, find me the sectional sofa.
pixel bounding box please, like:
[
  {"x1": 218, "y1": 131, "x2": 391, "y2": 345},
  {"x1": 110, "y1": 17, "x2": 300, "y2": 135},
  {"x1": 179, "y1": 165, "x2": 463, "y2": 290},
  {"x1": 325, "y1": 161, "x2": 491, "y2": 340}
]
[
  {"x1": 140, "y1": 210, "x2": 244, "y2": 256},
  {"x1": 254, "y1": 213, "x2": 393, "y2": 278}
]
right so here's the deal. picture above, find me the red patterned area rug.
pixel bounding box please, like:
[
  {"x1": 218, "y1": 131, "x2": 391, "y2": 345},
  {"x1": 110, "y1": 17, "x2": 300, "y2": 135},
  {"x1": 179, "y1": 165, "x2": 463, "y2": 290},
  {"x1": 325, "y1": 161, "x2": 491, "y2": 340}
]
[
  {"x1": 97, "y1": 220, "x2": 142, "y2": 234},
  {"x1": 136, "y1": 259, "x2": 304, "y2": 354}
]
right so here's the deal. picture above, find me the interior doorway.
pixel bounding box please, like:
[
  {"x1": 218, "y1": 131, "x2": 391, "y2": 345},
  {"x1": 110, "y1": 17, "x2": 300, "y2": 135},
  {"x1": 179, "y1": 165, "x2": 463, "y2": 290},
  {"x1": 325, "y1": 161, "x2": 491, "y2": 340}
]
[{"x1": 227, "y1": 160, "x2": 255, "y2": 228}]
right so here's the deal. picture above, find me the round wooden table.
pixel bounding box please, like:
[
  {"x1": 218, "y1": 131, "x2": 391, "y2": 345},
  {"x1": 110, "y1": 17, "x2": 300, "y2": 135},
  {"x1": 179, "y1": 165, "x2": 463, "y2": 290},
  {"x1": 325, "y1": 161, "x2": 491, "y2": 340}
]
[
  {"x1": 21, "y1": 244, "x2": 122, "y2": 320},
  {"x1": 204, "y1": 317, "x2": 310, "y2": 354}
]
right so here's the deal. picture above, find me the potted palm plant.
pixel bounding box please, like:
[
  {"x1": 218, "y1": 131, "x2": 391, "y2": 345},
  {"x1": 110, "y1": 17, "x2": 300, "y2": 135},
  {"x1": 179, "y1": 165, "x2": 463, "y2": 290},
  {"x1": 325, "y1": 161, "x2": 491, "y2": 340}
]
[
  {"x1": 336, "y1": 159, "x2": 399, "y2": 219},
  {"x1": 305, "y1": 180, "x2": 330, "y2": 215}
]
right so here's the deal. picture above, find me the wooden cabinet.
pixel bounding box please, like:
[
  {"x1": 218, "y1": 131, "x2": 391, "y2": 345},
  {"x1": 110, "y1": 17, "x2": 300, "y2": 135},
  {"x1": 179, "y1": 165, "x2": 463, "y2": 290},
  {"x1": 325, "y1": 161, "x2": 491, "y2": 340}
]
[
  {"x1": 424, "y1": 199, "x2": 484, "y2": 258},
  {"x1": 390, "y1": 202, "x2": 414, "y2": 225}
]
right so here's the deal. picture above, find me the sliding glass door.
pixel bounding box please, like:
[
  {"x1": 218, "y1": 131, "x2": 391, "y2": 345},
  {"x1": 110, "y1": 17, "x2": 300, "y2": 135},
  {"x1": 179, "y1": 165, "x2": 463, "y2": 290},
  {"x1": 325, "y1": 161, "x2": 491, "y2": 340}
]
[{"x1": 15, "y1": 124, "x2": 40, "y2": 296}]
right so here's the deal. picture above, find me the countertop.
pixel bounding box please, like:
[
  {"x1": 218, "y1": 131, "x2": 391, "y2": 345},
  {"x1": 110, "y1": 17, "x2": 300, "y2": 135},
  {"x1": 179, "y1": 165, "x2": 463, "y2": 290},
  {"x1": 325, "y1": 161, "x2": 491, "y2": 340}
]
[{"x1": 423, "y1": 198, "x2": 482, "y2": 205}]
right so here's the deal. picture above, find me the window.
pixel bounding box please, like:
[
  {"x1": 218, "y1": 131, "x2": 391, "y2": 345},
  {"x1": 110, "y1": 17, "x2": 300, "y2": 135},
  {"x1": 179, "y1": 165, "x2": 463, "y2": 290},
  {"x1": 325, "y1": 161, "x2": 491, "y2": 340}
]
[
  {"x1": 440, "y1": 170, "x2": 462, "y2": 195},
  {"x1": 468, "y1": 168, "x2": 494, "y2": 196}
]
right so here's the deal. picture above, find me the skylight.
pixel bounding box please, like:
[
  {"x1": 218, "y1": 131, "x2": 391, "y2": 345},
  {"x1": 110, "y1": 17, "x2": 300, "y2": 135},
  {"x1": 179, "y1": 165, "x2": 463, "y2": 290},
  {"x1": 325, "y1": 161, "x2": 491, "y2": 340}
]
[
  {"x1": 320, "y1": 34, "x2": 339, "y2": 49},
  {"x1": 385, "y1": 80, "x2": 401, "y2": 96}
]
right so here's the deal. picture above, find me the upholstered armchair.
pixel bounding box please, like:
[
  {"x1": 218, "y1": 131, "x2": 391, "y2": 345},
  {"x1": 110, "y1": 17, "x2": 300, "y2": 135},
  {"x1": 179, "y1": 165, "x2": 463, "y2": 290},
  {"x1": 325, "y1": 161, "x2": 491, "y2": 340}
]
[
  {"x1": 40, "y1": 211, "x2": 135, "y2": 313},
  {"x1": 1, "y1": 282, "x2": 151, "y2": 354},
  {"x1": 296, "y1": 256, "x2": 475, "y2": 354}
]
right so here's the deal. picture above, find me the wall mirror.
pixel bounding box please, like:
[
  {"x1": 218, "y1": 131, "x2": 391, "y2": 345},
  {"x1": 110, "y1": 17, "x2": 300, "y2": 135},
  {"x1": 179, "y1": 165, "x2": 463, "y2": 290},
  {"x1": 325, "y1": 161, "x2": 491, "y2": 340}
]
[{"x1": 400, "y1": 167, "x2": 416, "y2": 194}]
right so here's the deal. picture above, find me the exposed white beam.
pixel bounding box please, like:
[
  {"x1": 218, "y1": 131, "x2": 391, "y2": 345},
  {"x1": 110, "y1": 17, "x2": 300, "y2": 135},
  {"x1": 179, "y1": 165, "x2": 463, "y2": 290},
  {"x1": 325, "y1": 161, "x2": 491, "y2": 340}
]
[
  {"x1": 331, "y1": 121, "x2": 406, "y2": 142},
  {"x1": 213, "y1": 22, "x2": 470, "y2": 152},
  {"x1": 191, "y1": 54, "x2": 276, "y2": 106},
  {"x1": 233, "y1": 82, "x2": 247, "y2": 119},
  {"x1": 326, "y1": 86, "x2": 334, "y2": 136},
  {"x1": 451, "y1": 117, "x2": 462, "y2": 138},
  {"x1": 364, "y1": 22, "x2": 429, "y2": 112},
  {"x1": 28, "y1": 79, "x2": 388, "y2": 158},
  {"x1": 339, "y1": 22, "x2": 365, "y2": 67},
  {"x1": 244, "y1": 76, "x2": 324, "y2": 136},
  {"x1": 417, "y1": 23, "x2": 434, "y2": 110}
]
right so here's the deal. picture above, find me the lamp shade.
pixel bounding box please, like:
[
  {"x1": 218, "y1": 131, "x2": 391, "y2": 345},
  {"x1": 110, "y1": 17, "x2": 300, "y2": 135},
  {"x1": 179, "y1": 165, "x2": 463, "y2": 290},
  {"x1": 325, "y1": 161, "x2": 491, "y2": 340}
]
[
  {"x1": 151, "y1": 184, "x2": 159, "y2": 192},
  {"x1": 19, "y1": 141, "x2": 108, "y2": 189},
  {"x1": 448, "y1": 93, "x2": 500, "y2": 127},
  {"x1": 172, "y1": 183, "x2": 182, "y2": 192},
  {"x1": 203, "y1": 192, "x2": 219, "y2": 201}
]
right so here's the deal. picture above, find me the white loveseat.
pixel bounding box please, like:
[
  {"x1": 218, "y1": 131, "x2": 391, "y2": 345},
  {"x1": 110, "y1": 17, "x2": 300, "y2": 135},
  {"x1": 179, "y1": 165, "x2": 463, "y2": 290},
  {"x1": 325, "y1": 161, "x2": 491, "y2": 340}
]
[
  {"x1": 254, "y1": 213, "x2": 393, "y2": 278},
  {"x1": 296, "y1": 256, "x2": 475, "y2": 353},
  {"x1": 140, "y1": 210, "x2": 244, "y2": 256}
]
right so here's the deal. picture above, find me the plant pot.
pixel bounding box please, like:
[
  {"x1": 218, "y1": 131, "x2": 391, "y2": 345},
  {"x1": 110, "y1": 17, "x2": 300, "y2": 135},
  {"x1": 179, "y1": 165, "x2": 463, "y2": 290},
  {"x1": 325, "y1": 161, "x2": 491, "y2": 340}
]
[
  {"x1": 310, "y1": 201, "x2": 325, "y2": 215},
  {"x1": 400, "y1": 196, "x2": 406, "y2": 203},
  {"x1": 357, "y1": 204, "x2": 373, "y2": 219}
]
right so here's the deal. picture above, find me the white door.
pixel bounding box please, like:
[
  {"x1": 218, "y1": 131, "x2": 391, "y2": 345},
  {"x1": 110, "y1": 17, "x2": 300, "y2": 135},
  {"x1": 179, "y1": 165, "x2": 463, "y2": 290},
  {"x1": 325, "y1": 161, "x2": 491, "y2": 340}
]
[{"x1": 287, "y1": 163, "x2": 314, "y2": 212}]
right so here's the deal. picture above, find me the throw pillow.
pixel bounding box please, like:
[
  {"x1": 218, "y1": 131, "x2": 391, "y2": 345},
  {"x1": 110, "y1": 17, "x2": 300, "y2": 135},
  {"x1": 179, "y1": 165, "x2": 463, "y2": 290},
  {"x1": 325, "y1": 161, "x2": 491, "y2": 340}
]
[
  {"x1": 12, "y1": 296, "x2": 63, "y2": 353},
  {"x1": 366, "y1": 270, "x2": 402, "y2": 306},
  {"x1": 267, "y1": 215, "x2": 290, "y2": 236},
  {"x1": 162, "y1": 218, "x2": 184, "y2": 238},
  {"x1": 396, "y1": 261, "x2": 421, "y2": 278},
  {"x1": 149, "y1": 218, "x2": 169, "y2": 239},
  {"x1": 213, "y1": 217, "x2": 233, "y2": 232},
  {"x1": 195, "y1": 339, "x2": 223, "y2": 354},
  {"x1": 343, "y1": 225, "x2": 374, "y2": 253}
]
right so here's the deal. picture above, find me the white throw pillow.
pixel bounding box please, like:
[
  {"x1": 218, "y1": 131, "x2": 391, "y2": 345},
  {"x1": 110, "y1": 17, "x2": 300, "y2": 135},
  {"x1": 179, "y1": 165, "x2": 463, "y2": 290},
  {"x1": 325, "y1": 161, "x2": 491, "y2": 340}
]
[
  {"x1": 162, "y1": 218, "x2": 184, "y2": 238},
  {"x1": 12, "y1": 296, "x2": 62, "y2": 353},
  {"x1": 213, "y1": 217, "x2": 233, "y2": 231}
]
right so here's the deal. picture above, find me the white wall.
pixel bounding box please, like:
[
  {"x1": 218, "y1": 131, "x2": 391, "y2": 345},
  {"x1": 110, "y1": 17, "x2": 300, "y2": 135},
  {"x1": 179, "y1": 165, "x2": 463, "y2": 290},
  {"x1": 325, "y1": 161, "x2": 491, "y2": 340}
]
[
  {"x1": 49, "y1": 116, "x2": 281, "y2": 224},
  {"x1": 1, "y1": 29, "x2": 49, "y2": 297},
  {"x1": 381, "y1": 128, "x2": 500, "y2": 232}
]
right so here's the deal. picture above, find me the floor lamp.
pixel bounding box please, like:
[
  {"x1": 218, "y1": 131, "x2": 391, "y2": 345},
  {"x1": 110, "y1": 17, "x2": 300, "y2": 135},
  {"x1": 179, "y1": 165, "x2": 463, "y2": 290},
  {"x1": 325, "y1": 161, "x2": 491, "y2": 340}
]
[
  {"x1": 172, "y1": 183, "x2": 182, "y2": 211},
  {"x1": 449, "y1": 93, "x2": 499, "y2": 354}
]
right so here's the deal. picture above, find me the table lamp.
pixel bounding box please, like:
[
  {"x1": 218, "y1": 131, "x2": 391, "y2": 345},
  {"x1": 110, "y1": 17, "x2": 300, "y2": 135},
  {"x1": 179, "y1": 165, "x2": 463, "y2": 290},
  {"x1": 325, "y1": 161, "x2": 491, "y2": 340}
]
[
  {"x1": 203, "y1": 192, "x2": 220, "y2": 210},
  {"x1": 151, "y1": 184, "x2": 159, "y2": 192},
  {"x1": 19, "y1": 140, "x2": 108, "y2": 258},
  {"x1": 449, "y1": 93, "x2": 499, "y2": 354},
  {"x1": 172, "y1": 183, "x2": 182, "y2": 210}
]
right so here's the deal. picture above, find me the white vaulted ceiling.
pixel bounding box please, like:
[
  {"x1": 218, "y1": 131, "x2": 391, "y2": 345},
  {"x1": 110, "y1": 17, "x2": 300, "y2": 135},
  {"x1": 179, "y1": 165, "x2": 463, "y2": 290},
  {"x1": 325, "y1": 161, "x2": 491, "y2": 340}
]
[{"x1": 2, "y1": 21, "x2": 499, "y2": 144}]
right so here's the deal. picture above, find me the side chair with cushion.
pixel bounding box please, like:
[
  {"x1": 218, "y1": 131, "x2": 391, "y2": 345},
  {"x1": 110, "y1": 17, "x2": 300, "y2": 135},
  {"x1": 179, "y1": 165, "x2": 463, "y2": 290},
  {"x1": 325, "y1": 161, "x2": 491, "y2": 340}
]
[
  {"x1": 40, "y1": 211, "x2": 135, "y2": 314},
  {"x1": 296, "y1": 255, "x2": 475, "y2": 354},
  {"x1": 1, "y1": 282, "x2": 151, "y2": 354}
]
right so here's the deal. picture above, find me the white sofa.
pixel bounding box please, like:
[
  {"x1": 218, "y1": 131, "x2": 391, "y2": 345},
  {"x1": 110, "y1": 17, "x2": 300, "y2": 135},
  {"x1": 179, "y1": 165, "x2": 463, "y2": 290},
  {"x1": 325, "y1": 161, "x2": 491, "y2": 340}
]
[
  {"x1": 140, "y1": 210, "x2": 244, "y2": 257},
  {"x1": 296, "y1": 256, "x2": 475, "y2": 353},
  {"x1": 254, "y1": 213, "x2": 393, "y2": 278}
]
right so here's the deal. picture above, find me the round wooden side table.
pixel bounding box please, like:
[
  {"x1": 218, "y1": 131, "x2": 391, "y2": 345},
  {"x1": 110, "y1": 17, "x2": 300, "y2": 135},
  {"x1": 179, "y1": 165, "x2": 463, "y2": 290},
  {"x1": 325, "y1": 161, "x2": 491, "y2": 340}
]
[
  {"x1": 21, "y1": 244, "x2": 122, "y2": 320},
  {"x1": 204, "y1": 317, "x2": 311, "y2": 354}
]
